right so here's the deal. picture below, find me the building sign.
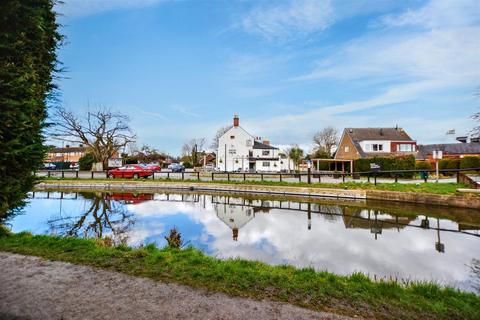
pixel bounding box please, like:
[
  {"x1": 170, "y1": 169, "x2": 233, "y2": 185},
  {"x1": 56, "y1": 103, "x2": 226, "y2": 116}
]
[
  {"x1": 432, "y1": 150, "x2": 443, "y2": 160},
  {"x1": 108, "y1": 158, "x2": 123, "y2": 168}
]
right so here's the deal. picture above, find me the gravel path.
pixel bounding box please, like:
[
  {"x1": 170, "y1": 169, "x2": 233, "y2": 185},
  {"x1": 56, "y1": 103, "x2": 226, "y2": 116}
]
[{"x1": 0, "y1": 252, "x2": 354, "y2": 320}]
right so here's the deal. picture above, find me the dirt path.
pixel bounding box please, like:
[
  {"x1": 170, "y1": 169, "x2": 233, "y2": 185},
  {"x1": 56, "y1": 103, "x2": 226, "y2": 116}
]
[{"x1": 0, "y1": 252, "x2": 354, "y2": 320}]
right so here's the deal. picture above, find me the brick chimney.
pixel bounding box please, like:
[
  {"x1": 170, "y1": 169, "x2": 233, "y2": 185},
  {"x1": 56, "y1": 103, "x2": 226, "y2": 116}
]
[
  {"x1": 233, "y1": 114, "x2": 239, "y2": 127},
  {"x1": 263, "y1": 139, "x2": 270, "y2": 145}
]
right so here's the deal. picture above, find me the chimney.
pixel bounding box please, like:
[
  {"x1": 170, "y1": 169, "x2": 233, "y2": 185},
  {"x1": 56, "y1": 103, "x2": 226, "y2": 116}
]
[
  {"x1": 233, "y1": 114, "x2": 239, "y2": 127},
  {"x1": 456, "y1": 136, "x2": 468, "y2": 143},
  {"x1": 263, "y1": 139, "x2": 270, "y2": 145}
]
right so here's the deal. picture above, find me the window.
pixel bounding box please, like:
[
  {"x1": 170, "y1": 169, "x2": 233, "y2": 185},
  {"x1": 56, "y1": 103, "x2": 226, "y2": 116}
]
[
  {"x1": 397, "y1": 144, "x2": 414, "y2": 152},
  {"x1": 262, "y1": 150, "x2": 270, "y2": 156},
  {"x1": 344, "y1": 146, "x2": 350, "y2": 153},
  {"x1": 230, "y1": 135, "x2": 235, "y2": 139},
  {"x1": 371, "y1": 144, "x2": 383, "y2": 152},
  {"x1": 262, "y1": 162, "x2": 270, "y2": 167}
]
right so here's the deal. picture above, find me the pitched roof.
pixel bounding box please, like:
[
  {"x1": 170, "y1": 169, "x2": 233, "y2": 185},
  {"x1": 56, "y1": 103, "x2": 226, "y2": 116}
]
[
  {"x1": 417, "y1": 143, "x2": 480, "y2": 159},
  {"x1": 253, "y1": 141, "x2": 278, "y2": 150},
  {"x1": 345, "y1": 128, "x2": 414, "y2": 142},
  {"x1": 49, "y1": 146, "x2": 87, "y2": 153}
]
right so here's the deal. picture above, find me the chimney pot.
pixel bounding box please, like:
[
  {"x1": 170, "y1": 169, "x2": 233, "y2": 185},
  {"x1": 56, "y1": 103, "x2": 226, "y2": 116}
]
[{"x1": 233, "y1": 114, "x2": 239, "y2": 127}]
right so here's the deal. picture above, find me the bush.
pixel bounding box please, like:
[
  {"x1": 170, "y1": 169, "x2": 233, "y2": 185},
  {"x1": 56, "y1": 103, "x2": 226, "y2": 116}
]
[
  {"x1": 439, "y1": 159, "x2": 460, "y2": 171},
  {"x1": 354, "y1": 155, "x2": 416, "y2": 178},
  {"x1": 415, "y1": 161, "x2": 432, "y2": 170},
  {"x1": 78, "y1": 153, "x2": 95, "y2": 171},
  {"x1": 183, "y1": 162, "x2": 193, "y2": 169},
  {"x1": 460, "y1": 156, "x2": 480, "y2": 169}
]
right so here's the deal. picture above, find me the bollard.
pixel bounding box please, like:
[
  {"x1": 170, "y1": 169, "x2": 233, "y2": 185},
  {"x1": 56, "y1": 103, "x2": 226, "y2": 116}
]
[
  {"x1": 47, "y1": 171, "x2": 51, "y2": 178},
  {"x1": 182, "y1": 172, "x2": 184, "y2": 180},
  {"x1": 91, "y1": 171, "x2": 94, "y2": 179},
  {"x1": 211, "y1": 172, "x2": 214, "y2": 181},
  {"x1": 395, "y1": 174, "x2": 398, "y2": 183},
  {"x1": 374, "y1": 174, "x2": 377, "y2": 186},
  {"x1": 279, "y1": 174, "x2": 282, "y2": 182},
  {"x1": 342, "y1": 174, "x2": 345, "y2": 183},
  {"x1": 197, "y1": 172, "x2": 200, "y2": 181},
  {"x1": 243, "y1": 173, "x2": 246, "y2": 181},
  {"x1": 61, "y1": 171, "x2": 65, "y2": 179},
  {"x1": 228, "y1": 173, "x2": 230, "y2": 181},
  {"x1": 76, "y1": 171, "x2": 79, "y2": 178},
  {"x1": 261, "y1": 173, "x2": 263, "y2": 181}
]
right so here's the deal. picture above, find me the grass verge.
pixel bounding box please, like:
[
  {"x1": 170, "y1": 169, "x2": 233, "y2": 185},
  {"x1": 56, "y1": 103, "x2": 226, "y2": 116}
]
[
  {"x1": 0, "y1": 231, "x2": 479, "y2": 319},
  {"x1": 41, "y1": 177, "x2": 472, "y2": 195}
]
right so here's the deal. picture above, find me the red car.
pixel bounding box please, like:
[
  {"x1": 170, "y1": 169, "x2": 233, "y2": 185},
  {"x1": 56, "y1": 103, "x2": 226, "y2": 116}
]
[
  {"x1": 141, "y1": 163, "x2": 161, "y2": 172},
  {"x1": 105, "y1": 193, "x2": 154, "y2": 204},
  {"x1": 108, "y1": 164, "x2": 153, "y2": 179}
]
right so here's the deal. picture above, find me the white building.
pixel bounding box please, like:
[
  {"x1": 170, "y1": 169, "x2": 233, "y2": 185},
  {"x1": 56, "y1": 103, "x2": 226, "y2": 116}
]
[{"x1": 216, "y1": 115, "x2": 289, "y2": 172}]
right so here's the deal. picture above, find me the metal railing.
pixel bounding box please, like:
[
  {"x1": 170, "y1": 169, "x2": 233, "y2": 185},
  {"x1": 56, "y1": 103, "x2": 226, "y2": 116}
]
[{"x1": 36, "y1": 167, "x2": 480, "y2": 185}]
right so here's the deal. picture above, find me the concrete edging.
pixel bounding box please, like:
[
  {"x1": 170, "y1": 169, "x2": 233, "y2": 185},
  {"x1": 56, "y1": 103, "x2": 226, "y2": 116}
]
[{"x1": 35, "y1": 181, "x2": 480, "y2": 209}]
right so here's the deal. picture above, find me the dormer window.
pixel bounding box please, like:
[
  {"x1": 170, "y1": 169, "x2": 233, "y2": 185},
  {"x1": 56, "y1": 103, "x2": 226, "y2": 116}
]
[
  {"x1": 262, "y1": 150, "x2": 270, "y2": 156},
  {"x1": 230, "y1": 135, "x2": 235, "y2": 139}
]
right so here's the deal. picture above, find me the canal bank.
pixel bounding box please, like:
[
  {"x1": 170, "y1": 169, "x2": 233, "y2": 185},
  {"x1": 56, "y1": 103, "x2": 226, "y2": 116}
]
[{"x1": 36, "y1": 180, "x2": 480, "y2": 209}]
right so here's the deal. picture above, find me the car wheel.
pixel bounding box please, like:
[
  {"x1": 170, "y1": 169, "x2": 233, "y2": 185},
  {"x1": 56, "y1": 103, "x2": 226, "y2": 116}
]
[
  {"x1": 133, "y1": 173, "x2": 139, "y2": 179},
  {"x1": 108, "y1": 174, "x2": 114, "y2": 179}
]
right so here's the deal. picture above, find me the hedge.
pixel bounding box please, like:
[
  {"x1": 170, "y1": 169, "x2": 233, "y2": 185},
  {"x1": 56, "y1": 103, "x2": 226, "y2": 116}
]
[
  {"x1": 354, "y1": 155, "x2": 416, "y2": 177},
  {"x1": 415, "y1": 161, "x2": 432, "y2": 170},
  {"x1": 460, "y1": 156, "x2": 480, "y2": 169}
]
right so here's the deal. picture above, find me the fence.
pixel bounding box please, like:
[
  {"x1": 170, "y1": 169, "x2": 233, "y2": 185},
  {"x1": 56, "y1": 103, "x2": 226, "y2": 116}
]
[{"x1": 36, "y1": 167, "x2": 480, "y2": 185}]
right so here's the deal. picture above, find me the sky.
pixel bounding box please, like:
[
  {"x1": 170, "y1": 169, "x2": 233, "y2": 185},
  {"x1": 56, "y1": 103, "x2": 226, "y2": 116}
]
[{"x1": 53, "y1": 0, "x2": 480, "y2": 154}]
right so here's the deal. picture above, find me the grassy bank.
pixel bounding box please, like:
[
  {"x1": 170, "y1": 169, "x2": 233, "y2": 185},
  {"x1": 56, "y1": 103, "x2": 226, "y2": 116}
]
[
  {"x1": 0, "y1": 231, "x2": 478, "y2": 319},
  {"x1": 41, "y1": 177, "x2": 472, "y2": 195}
]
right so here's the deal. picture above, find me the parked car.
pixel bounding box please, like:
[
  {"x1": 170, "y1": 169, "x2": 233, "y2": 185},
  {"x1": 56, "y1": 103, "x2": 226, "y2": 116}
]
[
  {"x1": 170, "y1": 163, "x2": 185, "y2": 172},
  {"x1": 140, "y1": 163, "x2": 161, "y2": 172},
  {"x1": 43, "y1": 163, "x2": 56, "y2": 170},
  {"x1": 108, "y1": 164, "x2": 153, "y2": 179},
  {"x1": 69, "y1": 163, "x2": 79, "y2": 170}
]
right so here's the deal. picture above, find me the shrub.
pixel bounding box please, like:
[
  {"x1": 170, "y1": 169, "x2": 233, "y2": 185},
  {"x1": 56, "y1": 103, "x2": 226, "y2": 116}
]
[
  {"x1": 439, "y1": 159, "x2": 460, "y2": 172},
  {"x1": 460, "y1": 156, "x2": 480, "y2": 169},
  {"x1": 78, "y1": 153, "x2": 95, "y2": 171},
  {"x1": 183, "y1": 162, "x2": 193, "y2": 168},
  {"x1": 415, "y1": 161, "x2": 432, "y2": 170}
]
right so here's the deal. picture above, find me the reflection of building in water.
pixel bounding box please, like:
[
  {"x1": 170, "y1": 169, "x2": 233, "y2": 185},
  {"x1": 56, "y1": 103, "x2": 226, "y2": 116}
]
[
  {"x1": 213, "y1": 196, "x2": 272, "y2": 241},
  {"x1": 342, "y1": 208, "x2": 415, "y2": 240}
]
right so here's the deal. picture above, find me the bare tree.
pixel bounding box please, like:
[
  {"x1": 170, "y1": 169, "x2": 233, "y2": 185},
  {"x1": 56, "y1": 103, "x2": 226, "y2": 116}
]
[
  {"x1": 210, "y1": 126, "x2": 232, "y2": 150},
  {"x1": 312, "y1": 127, "x2": 339, "y2": 158},
  {"x1": 52, "y1": 107, "x2": 136, "y2": 169},
  {"x1": 182, "y1": 138, "x2": 206, "y2": 165}
]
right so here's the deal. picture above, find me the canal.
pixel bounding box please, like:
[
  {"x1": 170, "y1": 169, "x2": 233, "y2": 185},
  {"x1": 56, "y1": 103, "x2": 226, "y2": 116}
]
[{"x1": 5, "y1": 190, "x2": 480, "y2": 293}]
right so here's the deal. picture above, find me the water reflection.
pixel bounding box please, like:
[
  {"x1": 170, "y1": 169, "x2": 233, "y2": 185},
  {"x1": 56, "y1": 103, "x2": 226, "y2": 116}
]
[{"x1": 10, "y1": 190, "x2": 480, "y2": 292}]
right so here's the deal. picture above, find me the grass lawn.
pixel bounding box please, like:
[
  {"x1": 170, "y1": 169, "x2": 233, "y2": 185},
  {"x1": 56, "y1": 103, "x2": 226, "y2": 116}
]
[
  {"x1": 0, "y1": 230, "x2": 479, "y2": 320},
  {"x1": 40, "y1": 177, "x2": 473, "y2": 195}
]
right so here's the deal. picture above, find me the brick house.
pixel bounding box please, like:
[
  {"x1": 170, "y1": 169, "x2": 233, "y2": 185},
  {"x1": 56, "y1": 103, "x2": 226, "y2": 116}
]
[
  {"x1": 335, "y1": 127, "x2": 417, "y2": 160},
  {"x1": 46, "y1": 145, "x2": 88, "y2": 163},
  {"x1": 417, "y1": 140, "x2": 480, "y2": 164}
]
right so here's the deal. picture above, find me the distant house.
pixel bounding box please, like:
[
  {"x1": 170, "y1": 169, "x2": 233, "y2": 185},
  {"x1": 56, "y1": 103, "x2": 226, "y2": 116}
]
[
  {"x1": 417, "y1": 138, "x2": 480, "y2": 163},
  {"x1": 335, "y1": 127, "x2": 417, "y2": 160},
  {"x1": 216, "y1": 115, "x2": 290, "y2": 172},
  {"x1": 46, "y1": 145, "x2": 87, "y2": 163}
]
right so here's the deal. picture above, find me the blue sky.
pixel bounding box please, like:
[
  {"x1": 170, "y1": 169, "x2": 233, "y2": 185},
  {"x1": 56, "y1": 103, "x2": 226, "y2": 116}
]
[{"x1": 54, "y1": 0, "x2": 480, "y2": 154}]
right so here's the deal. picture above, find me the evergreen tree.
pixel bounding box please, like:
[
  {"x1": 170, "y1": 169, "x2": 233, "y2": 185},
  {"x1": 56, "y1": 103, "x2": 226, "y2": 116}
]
[{"x1": 0, "y1": 0, "x2": 62, "y2": 219}]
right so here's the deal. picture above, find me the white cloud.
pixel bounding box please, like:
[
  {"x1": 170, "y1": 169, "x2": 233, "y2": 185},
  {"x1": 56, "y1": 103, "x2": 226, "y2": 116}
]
[
  {"x1": 55, "y1": 0, "x2": 169, "y2": 17},
  {"x1": 242, "y1": 0, "x2": 334, "y2": 41},
  {"x1": 380, "y1": 0, "x2": 480, "y2": 29}
]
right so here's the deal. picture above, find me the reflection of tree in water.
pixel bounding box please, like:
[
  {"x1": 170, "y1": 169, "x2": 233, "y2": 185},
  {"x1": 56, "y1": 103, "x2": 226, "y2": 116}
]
[
  {"x1": 47, "y1": 193, "x2": 135, "y2": 245},
  {"x1": 469, "y1": 258, "x2": 480, "y2": 294},
  {"x1": 313, "y1": 204, "x2": 342, "y2": 222}
]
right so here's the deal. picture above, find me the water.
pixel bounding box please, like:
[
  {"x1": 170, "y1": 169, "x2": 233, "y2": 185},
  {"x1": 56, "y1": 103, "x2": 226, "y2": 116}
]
[{"x1": 6, "y1": 190, "x2": 480, "y2": 293}]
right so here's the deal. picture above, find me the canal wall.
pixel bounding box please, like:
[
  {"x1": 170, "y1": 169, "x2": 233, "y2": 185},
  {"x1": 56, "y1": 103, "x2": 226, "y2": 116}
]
[{"x1": 35, "y1": 181, "x2": 480, "y2": 209}]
